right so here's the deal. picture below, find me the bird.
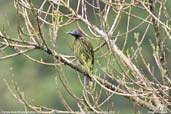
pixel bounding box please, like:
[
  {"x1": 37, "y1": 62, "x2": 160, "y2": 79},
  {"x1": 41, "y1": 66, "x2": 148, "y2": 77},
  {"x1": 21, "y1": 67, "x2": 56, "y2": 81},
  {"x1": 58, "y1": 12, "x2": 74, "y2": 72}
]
[{"x1": 67, "y1": 29, "x2": 94, "y2": 89}]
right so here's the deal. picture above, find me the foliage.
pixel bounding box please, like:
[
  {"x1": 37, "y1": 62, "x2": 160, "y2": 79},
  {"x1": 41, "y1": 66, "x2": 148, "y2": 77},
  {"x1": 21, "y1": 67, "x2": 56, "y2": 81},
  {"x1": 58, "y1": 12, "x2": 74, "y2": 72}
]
[{"x1": 0, "y1": 0, "x2": 171, "y2": 114}]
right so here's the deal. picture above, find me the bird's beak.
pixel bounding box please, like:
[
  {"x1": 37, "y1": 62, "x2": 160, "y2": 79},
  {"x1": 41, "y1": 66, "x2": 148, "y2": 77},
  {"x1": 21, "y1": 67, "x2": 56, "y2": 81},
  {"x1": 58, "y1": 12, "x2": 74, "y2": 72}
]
[{"x1": 66, "y1": 31, "x2": 73, "y2": 35}]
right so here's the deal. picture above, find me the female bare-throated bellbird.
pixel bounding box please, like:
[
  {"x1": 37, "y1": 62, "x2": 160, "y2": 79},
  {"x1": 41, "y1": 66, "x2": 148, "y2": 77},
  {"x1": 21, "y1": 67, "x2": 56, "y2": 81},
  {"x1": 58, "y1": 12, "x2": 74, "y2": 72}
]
[{"x1": 67, "y1": 29, "x2": 94, "y2": 89}]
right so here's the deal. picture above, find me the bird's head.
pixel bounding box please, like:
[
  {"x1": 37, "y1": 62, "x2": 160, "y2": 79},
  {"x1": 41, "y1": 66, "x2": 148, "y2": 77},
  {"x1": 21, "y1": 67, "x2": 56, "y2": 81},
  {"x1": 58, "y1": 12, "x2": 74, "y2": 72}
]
[{"x1": 67, "y1": 29, "x2": 83, "y2": 39}]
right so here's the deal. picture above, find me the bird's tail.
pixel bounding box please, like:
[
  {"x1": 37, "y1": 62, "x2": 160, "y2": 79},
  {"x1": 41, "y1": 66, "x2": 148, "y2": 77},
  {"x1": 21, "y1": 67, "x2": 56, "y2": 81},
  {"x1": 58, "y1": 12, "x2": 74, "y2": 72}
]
[{"x1": 84, "y1": 74, "x2": 94, "y2": 90}]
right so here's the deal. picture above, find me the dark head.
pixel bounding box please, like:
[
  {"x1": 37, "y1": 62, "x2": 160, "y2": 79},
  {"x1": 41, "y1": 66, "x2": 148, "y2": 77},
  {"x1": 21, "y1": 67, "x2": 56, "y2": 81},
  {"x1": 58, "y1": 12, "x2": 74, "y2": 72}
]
[{"x1": 67, "y1": 29, "x2": 84, "y2": 39}]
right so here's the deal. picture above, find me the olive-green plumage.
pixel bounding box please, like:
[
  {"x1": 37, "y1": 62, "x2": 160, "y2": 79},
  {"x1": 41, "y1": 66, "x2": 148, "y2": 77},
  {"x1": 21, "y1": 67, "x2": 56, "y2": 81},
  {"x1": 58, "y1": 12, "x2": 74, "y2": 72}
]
[
  {"x1": 67, "y1": 29, "x2": 94, "y2": 88},
  {"x1": 73, "y1": 37, "x2": 94, "y2": 72}
]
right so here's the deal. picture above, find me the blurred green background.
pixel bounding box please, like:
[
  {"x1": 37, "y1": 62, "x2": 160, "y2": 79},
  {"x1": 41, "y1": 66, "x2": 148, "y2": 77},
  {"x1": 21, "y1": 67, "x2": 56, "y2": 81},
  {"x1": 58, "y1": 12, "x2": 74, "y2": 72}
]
[{"x1": 1, "y1": 0, "x2": 171, "y2": 114}]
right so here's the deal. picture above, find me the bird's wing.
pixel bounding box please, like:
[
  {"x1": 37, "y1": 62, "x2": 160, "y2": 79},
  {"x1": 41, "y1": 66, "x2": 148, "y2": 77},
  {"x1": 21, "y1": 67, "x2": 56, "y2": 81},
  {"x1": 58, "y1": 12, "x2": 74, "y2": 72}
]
[{"x1": 73, "y1": 37, "x2": 94, "y2": 71}]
